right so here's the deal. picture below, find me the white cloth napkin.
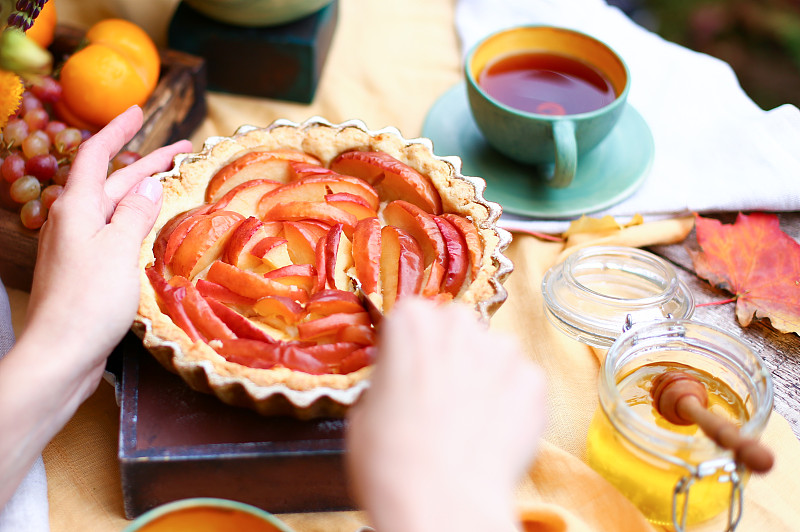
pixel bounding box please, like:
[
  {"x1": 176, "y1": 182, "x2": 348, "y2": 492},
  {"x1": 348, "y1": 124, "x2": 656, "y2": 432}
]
[
  {"x1": 0, "y1": 282, "x2": 50, "y2": 532},
  {"x1": 456, "y1": 0, "x2": 800, "y2": 233}
]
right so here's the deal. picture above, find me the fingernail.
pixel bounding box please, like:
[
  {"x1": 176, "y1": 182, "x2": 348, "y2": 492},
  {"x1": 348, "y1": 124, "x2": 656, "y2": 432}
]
[{"x1": 134, "y1": 177, "x2": 162, "y2": 203}]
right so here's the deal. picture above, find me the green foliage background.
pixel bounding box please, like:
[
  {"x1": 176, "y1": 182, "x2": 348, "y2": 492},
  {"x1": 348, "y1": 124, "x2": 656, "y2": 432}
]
[{"x1": 616, "y1": 0, "x2": 800, "y2": 110}]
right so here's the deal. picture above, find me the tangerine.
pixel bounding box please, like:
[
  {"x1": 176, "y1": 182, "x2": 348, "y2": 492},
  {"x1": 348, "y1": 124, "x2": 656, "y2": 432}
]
[
  {"x1": 57, "y1": 19, "x2": 160, "y2": 129},
  {"x1": 26, "y1": 0, "x2": 57, "y2": 49}
]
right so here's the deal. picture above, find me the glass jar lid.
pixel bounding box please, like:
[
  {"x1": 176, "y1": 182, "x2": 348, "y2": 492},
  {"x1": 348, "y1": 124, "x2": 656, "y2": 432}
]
[{"x1": 541, "y1": 246, "x2": 695, "y2": 348}]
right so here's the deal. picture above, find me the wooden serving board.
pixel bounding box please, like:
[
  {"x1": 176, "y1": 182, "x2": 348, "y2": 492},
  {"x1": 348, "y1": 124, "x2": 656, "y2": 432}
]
[{"x1": 0, "y1": 25, "x2": 207, "y2": 292}]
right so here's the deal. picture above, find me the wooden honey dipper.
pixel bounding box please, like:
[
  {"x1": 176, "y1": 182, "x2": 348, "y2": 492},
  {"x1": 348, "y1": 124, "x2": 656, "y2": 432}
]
[{"x1": 650, "y1": 371, "x2": 774, "y2": 473}]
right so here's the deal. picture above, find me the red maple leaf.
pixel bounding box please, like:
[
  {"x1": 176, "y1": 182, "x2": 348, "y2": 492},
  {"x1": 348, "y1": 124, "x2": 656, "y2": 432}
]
[{"x1": 690, "y1": 213, "x2": 800, "y2": 335}]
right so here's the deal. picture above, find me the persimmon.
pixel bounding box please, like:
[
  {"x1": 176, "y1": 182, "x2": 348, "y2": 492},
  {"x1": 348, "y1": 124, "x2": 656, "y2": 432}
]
[
  {"x1": 57, "y1": 18, "x2": 160, "y2": 130},
  {"x1": 26, "y1": 0, "x2": 57, "y2": 49}
]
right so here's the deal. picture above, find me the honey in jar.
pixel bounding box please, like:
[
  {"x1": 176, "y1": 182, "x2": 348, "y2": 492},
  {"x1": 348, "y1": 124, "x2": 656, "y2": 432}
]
[
  {"x1": 588, "y1": 361, "x2": 748, "y2": 526},
  {"x1": 588, "y1": 321, "x2": 772, "y2": 530}
]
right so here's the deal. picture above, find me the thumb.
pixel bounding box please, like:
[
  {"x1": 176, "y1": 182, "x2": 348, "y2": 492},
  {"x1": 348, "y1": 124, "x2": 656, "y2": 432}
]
[{"x1": 109, "y1": 177, "x2": 163, "y2": 243}]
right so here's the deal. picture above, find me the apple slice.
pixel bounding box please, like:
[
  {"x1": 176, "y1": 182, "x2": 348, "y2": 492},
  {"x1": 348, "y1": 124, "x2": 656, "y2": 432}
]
[
  {"x1": 433, "y1": 215, "x2": 469, "y2": 297},
  {"x1": 145, "y1": 268, "x2": 202, "y2": 342},
  {"x1": 382, "y1": 200, "x2": 446, "y2": 297},
  {"x1": 206, "y1": 261, "x2": 309, "y2": 303},
  {"x1": 263, "y1": 263, "x2": 317, "y2": 292},
  {"x1": 324, "y1": 224, "x2": 354, "y2": 291},
  {"x1": 204, "y1": 297, "x2": 278, "y2": 343},
  {"x1": 214, "y1": 338, "x2": 282, "y2": 369},
  {"x1": 256, "y1": 174, "x2": 379, "y2": 218},
  {"x1": 169, "y1": 277, "x2": 237, "y2": 342},
  {"x1": 262, "y1": 201, "x2": 357, "y2": 234},
  {"x1": 301, "y1": 342, "x2": 361, "y2": 372},
  {"x1": 312, "y1": 230, "x2": 328, "y2": 294},
  {"x1": 324, "y1": 192, "x2": 377, "y2": 220},
  {"x1": 330, "y1": 150, "x2": 442, "y2": 214},
  {"x1": 253, "y1": 295, "x2": 306, "y2": 326},
  {"x1": 210, "y1": 179, "x2": 282, "y2": 218},
  {"x1": 296, "y1": 311, "x2": 371, "y2": 341},
  {"x1": 250, "y1": 236, "x2": 293, "y2": 271},
  {"x1": 351, "y1": 217, "x2": 381, "y2": 296},
  {"x1": 441, "y1": 213, "x2": 483, "y2": 282},
  {"x1": 288, "y1": 160, "x2": 333, "y2": 181},
  {"x1": 215, "y1": 339, "x2": 330, "y2": 374},
  {"x1": 222, "y1": 217, "x2": 280, "y2": 271},
  {"x1": 152, "y1": 205, "x2": 213, "y2": 274},
  {"x1": 282, "y1": 221, "x2": 330, "y2": 265},
  {"x1": 280, "y1": 348, "x2": 331, "y2": 375},
  {"x1": 380, "y1": 225, "x2": 424, "y2": 312},
  {"x1": 205, "y1": 149, "x2": 322, "y2": 202},
  {"x1": 163, "y1": 209, "x2": 211, "y2": 268},
  {"x1": 306, "y1": 289, "x2": 364, "y2": 316},
  {"x1": 340, "y1": 345, "x2": 377, "y2": 374},
  {"x1": 335, "y1": 324, "x2": 377, "y2": 346},
  {"x1": 196, "y1": 279, "x2": 256, "y2": 307},
  {"x1": 169, "y1": 211, "x2": 245, "y2": 280}
]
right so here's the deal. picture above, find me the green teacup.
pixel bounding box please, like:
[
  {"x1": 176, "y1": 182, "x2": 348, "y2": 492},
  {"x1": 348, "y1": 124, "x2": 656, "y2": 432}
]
[{"x1": 465, "y1": 26, "x2": 630, "y2": 188}]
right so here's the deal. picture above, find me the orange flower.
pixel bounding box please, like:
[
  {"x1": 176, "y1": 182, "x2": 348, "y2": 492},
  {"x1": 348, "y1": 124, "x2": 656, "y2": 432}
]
[{"x1": 0, "y1": 69, "x2": 24, "y2": 128}]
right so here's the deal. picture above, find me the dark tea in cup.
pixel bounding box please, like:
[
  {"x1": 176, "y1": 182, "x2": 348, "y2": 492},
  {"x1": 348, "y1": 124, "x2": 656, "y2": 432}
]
[{"x1": 478, "y1": 52, "x2": 616, "y2": 116}]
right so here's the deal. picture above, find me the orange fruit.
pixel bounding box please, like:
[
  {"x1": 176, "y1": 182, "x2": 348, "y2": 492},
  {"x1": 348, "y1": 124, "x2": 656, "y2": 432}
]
[
  {"x1": 26, "y1": 0, "x2": 57, "y2": 49},
  {"x1": 58, "y1": 19, "x2": 160, "y2": 129}
]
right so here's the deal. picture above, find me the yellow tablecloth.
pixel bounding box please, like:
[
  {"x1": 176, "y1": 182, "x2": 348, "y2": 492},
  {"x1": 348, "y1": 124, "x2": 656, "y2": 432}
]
[{"x1": 8, "y1": 0, "x2": 800, "y2": 530}]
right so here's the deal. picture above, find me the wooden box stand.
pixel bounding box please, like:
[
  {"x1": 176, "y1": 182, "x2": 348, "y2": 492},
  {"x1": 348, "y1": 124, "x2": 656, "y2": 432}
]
[
  {"x1": 167, "y1": 1, "x2": 338, "y2": 103},
  {"x1": 115, "y1": 333, "x2": 353, "y2": 518}
]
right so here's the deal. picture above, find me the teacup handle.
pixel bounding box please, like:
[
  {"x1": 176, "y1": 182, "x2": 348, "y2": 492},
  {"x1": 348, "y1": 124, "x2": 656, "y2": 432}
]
[{"x1": 546, "y1": 120, "x2": 577, "y2": 188}]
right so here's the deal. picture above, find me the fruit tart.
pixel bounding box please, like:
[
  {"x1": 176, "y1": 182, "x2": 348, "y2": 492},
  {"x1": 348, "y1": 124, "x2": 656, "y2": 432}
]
[{"x1": 134, "y1": 117, "x2": 513, "y2": 417}]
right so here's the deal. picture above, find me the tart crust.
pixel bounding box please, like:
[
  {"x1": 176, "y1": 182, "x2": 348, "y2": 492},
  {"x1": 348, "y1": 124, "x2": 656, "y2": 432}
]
[{"x1": 134, "y1": 117, "x2": 513, "y2": 418}]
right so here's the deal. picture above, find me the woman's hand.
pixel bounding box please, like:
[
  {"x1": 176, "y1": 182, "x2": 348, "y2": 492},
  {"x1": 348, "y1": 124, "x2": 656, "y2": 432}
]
[
  {"x1": 346, "y1": 298, "x2": 547, "y2": 532},
  {"x1": 25, "y1": 106, "x2": 191, "y2": 368},
  {"x1": 0, "y1": 106, "x2": 191, "y2": 506}
]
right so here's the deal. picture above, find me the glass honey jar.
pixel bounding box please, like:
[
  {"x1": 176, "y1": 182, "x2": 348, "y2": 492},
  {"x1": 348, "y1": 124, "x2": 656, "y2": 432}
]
[{"x1": 542, "y1": 246, "x2": 774, "y2": 530}]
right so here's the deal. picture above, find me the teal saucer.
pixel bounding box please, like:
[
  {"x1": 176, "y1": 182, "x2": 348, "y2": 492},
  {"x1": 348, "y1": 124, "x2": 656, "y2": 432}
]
[{"x1": 422, "y1": 84, "x2": 654, "y2": 219}]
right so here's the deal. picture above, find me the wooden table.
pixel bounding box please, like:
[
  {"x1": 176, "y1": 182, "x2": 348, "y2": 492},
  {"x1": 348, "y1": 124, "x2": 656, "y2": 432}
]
[{"x1": 649, "y1": 212, "x2": 800, "y2": 440}]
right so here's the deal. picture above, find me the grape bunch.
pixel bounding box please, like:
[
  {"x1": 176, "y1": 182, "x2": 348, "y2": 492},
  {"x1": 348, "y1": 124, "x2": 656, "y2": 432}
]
[{"x1": 0, "y1": 75, "x2": 140, "y2": 229}]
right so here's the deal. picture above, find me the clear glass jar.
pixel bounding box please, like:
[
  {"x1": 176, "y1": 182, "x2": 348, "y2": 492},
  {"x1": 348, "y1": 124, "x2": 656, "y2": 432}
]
[
  {"x1": 541, "y1": 246, "x2": 774, "y2": 530},
  {"x1": 541, "y1": 246, "x2": 694, "y2": 348}
]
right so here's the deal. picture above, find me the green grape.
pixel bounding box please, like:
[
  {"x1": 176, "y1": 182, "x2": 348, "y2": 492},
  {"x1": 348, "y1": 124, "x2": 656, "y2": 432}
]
[
  {"x1": 10, "y1": 174, "x2": 41, "y2": 203},
  {"x1": 20, "y1": 198, "x2": 46, "y2": 229}
]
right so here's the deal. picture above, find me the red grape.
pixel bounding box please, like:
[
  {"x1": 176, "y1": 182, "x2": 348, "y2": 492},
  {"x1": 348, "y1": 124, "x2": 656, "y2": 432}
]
[
  {"x1": 20, "y1": 199, "x2": 46, "y2": 229},
  {"x1": 41, "y1": 184, "x2": 64, "y2": 209},
  {"x1": 110, "y1": 150, "x2": 142, "y2": 173},
  {"x1": 21, "y1": 130, "x2": 50, "y2": 158},
  {"x1": 1, "y1": 153, "x2": 26, "y2": 183},
  {"x1": 10, "y1": 175, "x2": 41, "y2": 204},
  {"x1": 23, "y1": 108, "x2": 49, "y2": 131},
  {"x1": 44, "y1": 120, "x2": 67, "y2": 142},
  {"x1": 26, "y1": 153, "x2": 58, "y2": 182},
  {"x1": 29, "y1": 76, "x2": 62, "y2": 104},
  {"x1": 19, "y1": 92, "x2": 42, "y2": 116},
  {"x1": 3, "y1": 118, "x2": 29, "y2": 147},
  {"x1": 52, "y1": 164, "x2": 70, "y2": 186}
]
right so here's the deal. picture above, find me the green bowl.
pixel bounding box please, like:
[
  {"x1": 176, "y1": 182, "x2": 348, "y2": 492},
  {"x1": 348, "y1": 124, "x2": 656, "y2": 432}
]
[
  {"x1": 184, "y1": 0, "x2": 334, "y2": 26},
  {"x1": 122, "y1": 498, "x2": 295, "y2": 532}
]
